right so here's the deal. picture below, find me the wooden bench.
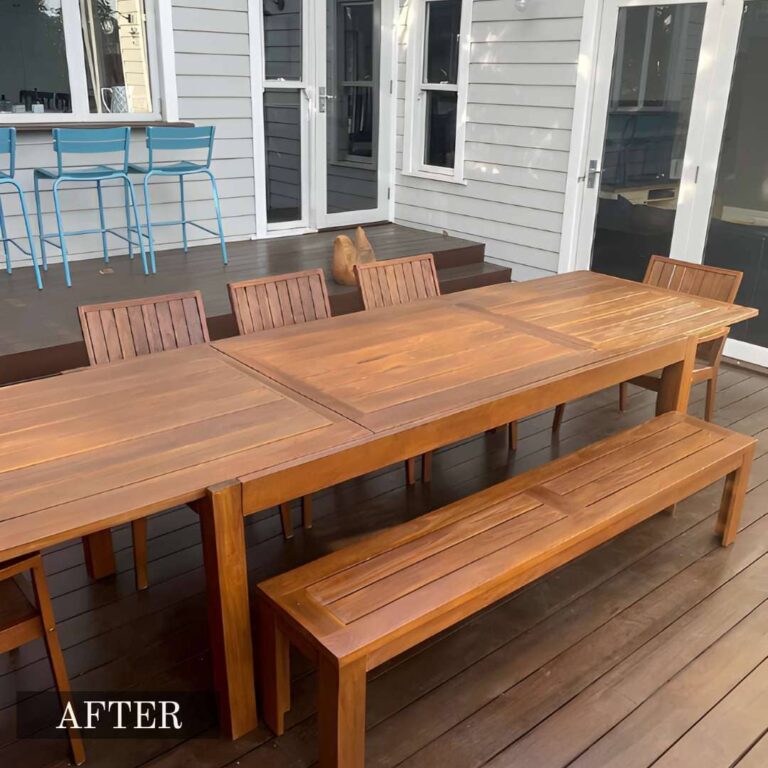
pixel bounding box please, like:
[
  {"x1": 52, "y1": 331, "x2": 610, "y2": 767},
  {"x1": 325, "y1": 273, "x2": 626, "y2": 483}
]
[{"x1": 255, "y1": 413, "x2": 755, "y2": 767}]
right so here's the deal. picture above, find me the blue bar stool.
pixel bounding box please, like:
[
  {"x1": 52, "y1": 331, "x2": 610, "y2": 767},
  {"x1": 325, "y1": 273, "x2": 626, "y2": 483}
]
[
  {"x1": 129, "y1": 126, "x2": 227, "y2": 273},
  {"x1": 33, "y1": 127, "x2": 148, "y2": 287},
  {"x1": 0, "y1": 128, "x2": 43, "y2": 290}
]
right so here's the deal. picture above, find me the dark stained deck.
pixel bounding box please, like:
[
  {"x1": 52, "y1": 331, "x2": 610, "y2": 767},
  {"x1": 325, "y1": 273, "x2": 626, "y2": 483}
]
[
  {"x1": 0, "y1": 223, "x2": 509, "y2": 384},
  {"x1": 2, "y1": 365, "x2": 768, "y2": 768}
]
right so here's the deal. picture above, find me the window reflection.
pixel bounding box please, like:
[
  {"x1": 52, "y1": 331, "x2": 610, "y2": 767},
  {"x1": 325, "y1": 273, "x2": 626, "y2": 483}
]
[{"x1": 0, "y1": 0, "x2": 70, "y2": 114}]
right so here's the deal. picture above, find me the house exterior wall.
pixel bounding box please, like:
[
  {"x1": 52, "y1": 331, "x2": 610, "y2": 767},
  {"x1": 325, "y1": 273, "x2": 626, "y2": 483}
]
[
  {"x1": 3, "y1": 0, "x2": 256, "y2": 268},
  {"x1": 394, "y1": 0, "x2": 586, "y2": 280}
]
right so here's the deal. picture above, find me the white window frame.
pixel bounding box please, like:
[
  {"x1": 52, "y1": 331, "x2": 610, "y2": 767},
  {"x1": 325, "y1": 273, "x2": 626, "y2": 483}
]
[
  {"x1": 0, "y1": 0, "x2": 177, "y2": 125},
  {"x1": 402, "y1": 0, "x2": 471, "y2": 184}
]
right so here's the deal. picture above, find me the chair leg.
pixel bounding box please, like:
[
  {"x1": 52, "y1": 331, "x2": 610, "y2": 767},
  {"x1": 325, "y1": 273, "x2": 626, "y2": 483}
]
[
  {"x1": 318, "y1": 656, "x2": 366, "y2": 768},
  {"x1": 52, "y1": 180, "x2": 71, "y2": 287},
  {"x1": 619, "y1": 382, "x2": 629, "y2": 412},
  {"x1": 405, "y1": 457, "x2": 416, "y2": 486},
  {"x1": 705, "y1": 375, "x2": 717, "y2": 422},
  {"x1": 257, "y1": 600, "x2": 291, "y2": 737},
  {"x1": 123, "y1": 177, "x2": 134, "y2": 260},
  {"x1": 508, "y1": 421, "x2": 518, "y2": 451},
  {"x1": 82, "y1": 530, "x2": 117, "y2": 580},
  {"x1": 179, "y1": 175, "x2": 189, "y2": 253},
  {"x1": 422, "y1": 452, "x2": 433, "y2": 483},
  {"x1": 142, "y1": 173, "x2": 157, "y2": 274},
  {"x1": 95, "y1": 179, "x2": 109, "y2": 263},
  {"x1": 30, "y1": 558, "x2": 86, "y2": 766},
  {"x1": 552, "y1": 404, "x2": 565, "y2": 435},
  {"x1": 132, "y1": 518, "x2": 149, "y2": 591},
  {"x1": 15, "y1": 181, "x2": 43, "y2": 290},
  {"x1": 207, "y1": 170, "x2": 228, "y2": 265},
  {"x1": 33, "y1": 174, "x2": 48, "y2": 272},
  {"x1": 716, "y1": 449, "x2": 754, "y2": 547},
  {"x1": 301, "y1": 495, "x2": 313, "y2": 529},
  {"x1": 0, "y1": 194, "x2": 10, "y2": 273},
  {"x1": 280, "y1": 502, "x2": 294, "y2": 539}
]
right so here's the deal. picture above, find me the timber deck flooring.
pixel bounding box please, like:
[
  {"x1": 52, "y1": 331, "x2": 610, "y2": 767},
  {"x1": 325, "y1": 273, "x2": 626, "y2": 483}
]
[{"x1": 2, "y1": 363, "x2": 768, "y2": 768}]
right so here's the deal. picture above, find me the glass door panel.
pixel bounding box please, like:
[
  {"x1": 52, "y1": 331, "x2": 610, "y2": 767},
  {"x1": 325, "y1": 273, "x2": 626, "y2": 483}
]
[
  {"x1": 586, "y1": 2, "x2": 707, "y2": 281},
  {"x1": 262, "y1": 0, "x2": 307, "y2": 228},
  {"x1": 324, "y1": 0, "x2": 381, "y2": 216},
  {"x1": 702, "y1": 0, "x2": 768, "y2": 348}
]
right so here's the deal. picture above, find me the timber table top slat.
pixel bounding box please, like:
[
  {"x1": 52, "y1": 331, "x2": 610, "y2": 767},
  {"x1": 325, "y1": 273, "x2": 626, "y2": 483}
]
[{"x1": 0, "y1": 271, "x2": 757, "y2": 563}]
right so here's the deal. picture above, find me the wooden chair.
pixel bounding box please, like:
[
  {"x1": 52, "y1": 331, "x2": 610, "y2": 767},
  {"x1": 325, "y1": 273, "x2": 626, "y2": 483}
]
[
  {"x1": 1, "y1": 554, "x2": 85, "y2": 765},
  {"x1": 355, "y1": 255, "x2": 517, "y2": 484},
  {"x1": 552, "y1": 256, "x2": 743, "y2": 434},
  {"x1": 78, "y1": 291, "x2": 210, "y2": 590},
  {"x1": 227, "y1": 269, "x2": 331, "y2": 537}
]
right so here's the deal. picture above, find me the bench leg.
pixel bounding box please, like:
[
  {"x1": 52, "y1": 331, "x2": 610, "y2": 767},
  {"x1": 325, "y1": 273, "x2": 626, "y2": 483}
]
[
  {"x1": 422, "y1": 452, "x2": 433, "y2": 483},
  {"x1": 619, "y1": 382, "x2": 629, "y2": 412},
  {"x1": 552, "y1": 404, "x2": 565, "y2": 435},
  {"x1": 302, "y1": 495, "x2": 313, "y2": 529},
  {"x1": 197, "y1": 482, "x2": 258, "y2": 739},
  {"x1": 716, "y1": 450, "x2": 754, "y2": 547},
  {"x1": 257, "y1": 600, "x2": 291, "y2": 736},
  {"x1": 508, "y1": 421, "x2": 518, "y2": 451},
  {"x1": 318, "y1": 656, "x2": 366, "y2": 768},
  {"x1": 82, "y1": 530, "x2": 117, "y2": 580},
  {"x1": 280, "y1": 502, "x2": 294, "y2": 539}
]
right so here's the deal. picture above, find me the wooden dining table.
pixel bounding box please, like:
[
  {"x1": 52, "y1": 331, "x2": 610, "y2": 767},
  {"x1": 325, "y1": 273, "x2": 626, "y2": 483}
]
[{"x1": 0, "y1": 270, "x2": 757, "y2": 740}]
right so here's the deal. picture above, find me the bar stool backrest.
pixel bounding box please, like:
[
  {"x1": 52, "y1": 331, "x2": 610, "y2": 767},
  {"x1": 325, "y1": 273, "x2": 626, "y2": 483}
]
[
  {"x1": 145, "y1": 126, "x2": 215, "y2": 171},
  {"x1": 52, "y1": 127, "x2": 131, "y2": 175},
  {"x1": 0, "y1": 127, "x2": 15, "y2": 176}
]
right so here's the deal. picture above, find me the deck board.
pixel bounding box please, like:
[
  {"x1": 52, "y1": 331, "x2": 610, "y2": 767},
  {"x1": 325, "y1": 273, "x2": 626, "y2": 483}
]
[{"x1": 1, "y1": 364, "x2": 767, "y2": 767}]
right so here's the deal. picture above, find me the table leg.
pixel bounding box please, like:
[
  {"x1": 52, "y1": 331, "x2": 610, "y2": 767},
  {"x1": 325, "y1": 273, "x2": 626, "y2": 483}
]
[
  {"x1": 197, "y1": 481, "x2": 258, "y2": 739},
  {"x1": 656, "y1": 337, "x2": 697, "y2": 416},
  {"x1": 82, "y1": 530, "x2": 117, "y2": 580}
]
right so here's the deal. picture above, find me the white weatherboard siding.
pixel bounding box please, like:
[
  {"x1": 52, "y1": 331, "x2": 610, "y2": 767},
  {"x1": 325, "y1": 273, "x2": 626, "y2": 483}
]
[
  {"x1": 395, "y1": 0, "x2": 585, "y2": 280},
  {"x1": 2, "y1": 0, "x2": 256, "y2": 269}
]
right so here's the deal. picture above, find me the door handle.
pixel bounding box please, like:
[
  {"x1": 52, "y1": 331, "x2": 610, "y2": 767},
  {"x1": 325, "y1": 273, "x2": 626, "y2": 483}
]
[
  {"x1": 318, "y1": 87, "x2": 335, "y2": 113},
  {"x1": 586, "y1": 159, "x2": 602, "y2": 189}
]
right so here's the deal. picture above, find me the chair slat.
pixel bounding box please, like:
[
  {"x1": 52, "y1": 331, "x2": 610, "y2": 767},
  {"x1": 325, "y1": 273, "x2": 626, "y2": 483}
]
[
  {"x1": 355, "y1": 254, "x2": 440, "y2": 310},
  {"x1": 78, "y1": 291, "x2": 210, "y2": 366},
  {"x1": 227, "y1": 269, "x2": 332, "y2": 335}
]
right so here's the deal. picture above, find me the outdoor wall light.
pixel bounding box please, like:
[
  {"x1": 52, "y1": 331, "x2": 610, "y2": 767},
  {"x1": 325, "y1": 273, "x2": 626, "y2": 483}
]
[{"x1": 515, "y1": 0, "x2": 528, "y2": 11}]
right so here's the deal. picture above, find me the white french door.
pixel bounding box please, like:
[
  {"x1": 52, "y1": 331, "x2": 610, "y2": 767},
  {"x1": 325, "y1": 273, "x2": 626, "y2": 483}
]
[
  {"x1": 575, "y1": 0, "x2": 768, "y2": 366},
  {"x1": 254, "y1": 0, "x2": 393, "y2": 235}
]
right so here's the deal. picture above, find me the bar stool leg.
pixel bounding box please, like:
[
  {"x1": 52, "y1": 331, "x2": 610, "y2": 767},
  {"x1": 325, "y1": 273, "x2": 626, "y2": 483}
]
[
  {"x1": 142, "y1": 173, "x2": 157, "y2": 273},
  {"x1": 52, "y1": 179, "x2": 72, "y2": 287},
  {"x1": 0, "y1": 194, "x2": 10, "y2": 273},
  {"x1": 207, "y1": 170, "x2": 228, "y2": 265},
  {"x1": 33, "y1": 174, "x2": 48, "y2": 271},
  {"x1": 123, "y1": 177, "x2": 134, "y2": 260},
  {"x1": 96, "y1": 180, "x2": 109, "y2": 263},
  {"x1": 16, "y1": 181, "x2": 43, "y2": 290},
  {"x1": 179, "y1": 175, "x2": 189, "y2": 253}
]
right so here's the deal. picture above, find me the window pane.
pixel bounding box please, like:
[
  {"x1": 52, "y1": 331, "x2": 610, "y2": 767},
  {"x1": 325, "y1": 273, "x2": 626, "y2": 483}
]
[
  {"x1": 0, "y1": 1, "x2": 71, "y2": 114},
  {"x1": 81, "y1": 0, "x2": 153, "y2": 114},
  {"x1": 703, "y1": 0, "x2": 768, "y2": 346},
  {"x1": 264, "y1": 0, "x2": 302, "y2": 81},
  {"x1": 424, "y1": 0, "x2": 461, "y2": 84},
  {"x1": 264, "y1": 89, "x2": 302, "y2": 223},
  {"x1": 424, "y1": 91, "x2": 457, "y2": 168}
]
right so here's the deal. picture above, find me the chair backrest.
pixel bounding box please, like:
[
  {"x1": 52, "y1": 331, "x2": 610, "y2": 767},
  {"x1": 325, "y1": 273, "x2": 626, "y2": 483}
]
[
  {"x1": 644, "y1": 255, "x2": 742, "y2": 304},
  {"x1": 78, "y1": 291, "x2": 210, "y2": 366},
  {"x1": 354, "y1": 254, "x2": 440, "y2": 310},
  {"x1": 227, "y1": 269, "x2": 332, "y2": 335},
  {"x1": 146, "y1": 126, "x2": 215, "y2": 170},
  {"x1": 52, "y1": 127, "x2": 131, "y2": 174},
  {"x1": 0, "y1": 127, "x2": 15, "y2": 177}
]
